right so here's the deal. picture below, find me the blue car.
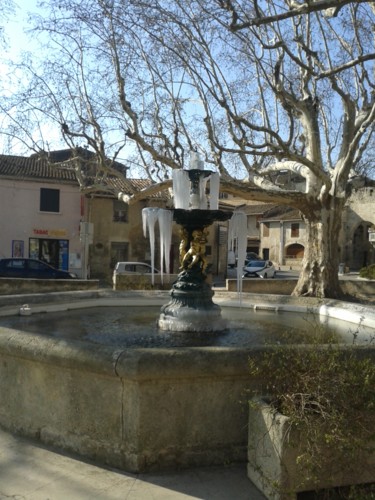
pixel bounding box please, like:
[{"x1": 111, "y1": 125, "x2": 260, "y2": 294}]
[{"x1": 0, "y1": 258, "x2": 77, "y2": 279}]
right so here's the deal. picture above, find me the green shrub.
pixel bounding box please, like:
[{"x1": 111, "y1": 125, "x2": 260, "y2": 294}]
[
  {"x1": 359, "y1": 264, "x2": 375, "y2": 279},
  {"x1": 249, "y1": 334, "x2": 375, "y2": 490}
]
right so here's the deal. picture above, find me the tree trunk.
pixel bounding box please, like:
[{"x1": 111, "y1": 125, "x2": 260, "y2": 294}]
[{"x1": 292, "y1": 198, "x2": 345, "y2": 299}]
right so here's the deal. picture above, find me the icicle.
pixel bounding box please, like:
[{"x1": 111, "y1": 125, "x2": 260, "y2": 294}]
[
  {"x1": 228, "y1": 212, "x2": 247, "y2": 302},
  {"x1": 158, "y1": 209, "x2": 173, "y2": 284},
  {"x1": 189, "y1": 151, "x2": 204, "y2": 170},
  {"x1": 142, "y1": 207, "x2": 160, "y2": 286},
  {"x1": 209, "y1": 173, "x2": 220, "y2": 210},
  {"x1": 199, "y1": 176, "x2": 208, "y2": 209},
  {"x1": 172, "y1": 170, "x2": 190, "y2": 209}
]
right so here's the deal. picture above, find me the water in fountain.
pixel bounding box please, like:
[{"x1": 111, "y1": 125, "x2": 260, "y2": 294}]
[{"x1": 3, "y1": 304, "x2": 374, "y2": 347}]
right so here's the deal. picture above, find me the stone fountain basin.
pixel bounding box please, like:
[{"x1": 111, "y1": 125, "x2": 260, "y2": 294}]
[{"x1": 0, "y1": 290, "x2": 374, "y2": 473}]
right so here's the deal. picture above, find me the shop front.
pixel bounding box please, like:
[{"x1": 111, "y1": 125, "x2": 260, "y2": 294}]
[{"x1": 30, "y1": 229, "x2": 70, "y2": 271}]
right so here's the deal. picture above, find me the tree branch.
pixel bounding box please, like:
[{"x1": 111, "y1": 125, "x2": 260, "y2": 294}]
[{"x1": 222, "y1": 0, "x2": 371, "y2": 29}]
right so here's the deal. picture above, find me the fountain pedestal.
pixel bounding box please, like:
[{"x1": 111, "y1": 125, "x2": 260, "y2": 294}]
[{"x1": 158, "y1": 209, "x2": 232, "y2": 332}]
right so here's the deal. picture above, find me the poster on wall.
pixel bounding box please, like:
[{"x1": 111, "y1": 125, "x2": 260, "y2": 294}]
[{"x1": 12, "y1": 240, "x2": 24, "y2": 258}]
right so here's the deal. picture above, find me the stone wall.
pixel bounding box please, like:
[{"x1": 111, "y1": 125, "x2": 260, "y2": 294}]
[
  {"x1": 0, "y1": 278, "x2": 99, "y2": 296},
  {"x1": 113, "y1": 274, "x2": 179, "y2": 290},
  {"x1": 226, "y1": 278, "x2": 375, "y2": 300},
  {"x1": 227, "y1": 278, "x2": 297, "y2": 294},
  {"x1": 0, "y1": 330, "x2": 257, "y2": 472},
  {"x1": 0, "y1": 292, "x2": 374, "y2": 474}
]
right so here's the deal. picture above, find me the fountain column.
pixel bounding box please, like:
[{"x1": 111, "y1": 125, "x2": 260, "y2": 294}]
[{"x1": 158, "y1": 156, "x2": 232, "y2": 332}]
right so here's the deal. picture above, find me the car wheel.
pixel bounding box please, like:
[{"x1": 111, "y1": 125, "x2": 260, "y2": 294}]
[{"x1": 263, "y1": 273, "x2": 268, "y2": 279}]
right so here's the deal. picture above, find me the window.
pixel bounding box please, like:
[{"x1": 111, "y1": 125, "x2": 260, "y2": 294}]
[
  {"x1": 263, "y1": 223, "x2": 270, "y2": 237},
  {"x1": 40, "y1": 188, "x2": 60, "y2": 212},
  {"x1": 291, "y1": 223, "x2": 300, "y2": 237},
  {"x1": 113, "y1": 200, "x2": 128, "y2": 222},
  {"x1": 110, "y1": 242, "x2": 129, "y2": 268},
  {"x1": 5, "y1": 259, "x2": 25, "y2": 269}
]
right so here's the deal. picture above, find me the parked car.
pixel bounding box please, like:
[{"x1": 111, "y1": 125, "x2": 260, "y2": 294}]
[
  {"x1": 0, "y1": 258, "x2": 77, "y2": 279},
  {"x1": 112, "y1": 261, "x2": 159, "y2": 284},
  {"x1": 243, "y1": 260, "x2": 276, "y2": 279},
  {"x1": 244, "y1": 252, "x2": 261, "y2": 265},
  {"x1": 229, "y1": 251, "x2": 261, "y2": 268}
]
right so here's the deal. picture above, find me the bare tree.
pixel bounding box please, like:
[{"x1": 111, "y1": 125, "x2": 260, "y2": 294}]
[
  {"x1": 217, "y1": 0, "x2": 375, "y2": 27},
  {"x1": 4, "y1": 0, "x2": 375, "y2": 298},
  {"x1": 0, "y1": 0, "x2": 14, "y2": 44}
]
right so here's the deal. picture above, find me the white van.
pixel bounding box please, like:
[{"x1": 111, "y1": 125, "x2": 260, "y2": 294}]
[{"x1": 112, "y1": 261, "x2": 159, "y2": 284}]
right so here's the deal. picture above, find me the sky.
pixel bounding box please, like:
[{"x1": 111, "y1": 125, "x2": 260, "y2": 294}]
[
  {"x1": 1, "y1": 1, "x2": 67, "y2": 154},
  {"x1": 3, "y1": 0, "x2": 45, "y2": 64},
  {"x1": 4, "y1": 0, "x2": 39, "y2": 47}
]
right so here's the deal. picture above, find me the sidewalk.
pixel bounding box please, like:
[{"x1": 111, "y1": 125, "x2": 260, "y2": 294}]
[{"x1": 0, "y1": 428, "x2": 265, "y2": 500}]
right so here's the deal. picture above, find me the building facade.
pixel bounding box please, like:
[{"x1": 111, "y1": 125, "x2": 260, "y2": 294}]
[
  {"x1": 2, "y1": 151, "x2": 374, "y2": 280},
  {"x1": 0, "y1": 151, "x2": 230, "y2": 283},
  {"x1": 339, "y1": 185, "x2": 375, "y2": 269},
  {"x1": 87, "y1": 194, "x2": 230, "y2": 282},
  {"x1": 0, "y1": 154, "x2": 84, "y2": 276},
  {"x1": 239, "y1": 184, "x2": 375, "y2": 271}
]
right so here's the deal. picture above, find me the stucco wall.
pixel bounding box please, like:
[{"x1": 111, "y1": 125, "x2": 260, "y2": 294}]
[{"x1": 0, "y1": 178, "x2": 83, "y2": 275}]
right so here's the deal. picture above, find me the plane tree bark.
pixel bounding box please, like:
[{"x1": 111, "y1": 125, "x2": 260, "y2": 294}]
[{"x1": 3, "y1": 0, "x2": 375, "y2": 298}]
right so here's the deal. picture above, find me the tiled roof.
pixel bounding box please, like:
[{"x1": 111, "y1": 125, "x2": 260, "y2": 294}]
[
  {"x1": 241, "y1": 203, "x2": 276, "y2": 215},
  {"x1": 0, "y1": 151, "x2": 164, "y2": 198},
  {"x1": 88, "y1": 176, "x2": 165, "y2": 198},
  {"x1": 260, "y1": 205, "x2": 302, "y2": 221},
  {"x1": 39, "y1": 147, "x2": 128, "y2": 175},
  {"x1": 0, "y1": 154, "x2": 77, "y2": 183}
]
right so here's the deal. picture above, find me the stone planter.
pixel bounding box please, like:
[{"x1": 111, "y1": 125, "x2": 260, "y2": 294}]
[{"x1": 247, "y1": 398, "x2": 375, "y2": 500}]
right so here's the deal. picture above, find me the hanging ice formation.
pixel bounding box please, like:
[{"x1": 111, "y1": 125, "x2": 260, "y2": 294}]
[
  {"x1": 173, "y1": 152, "x2": 221, "y2": 210},
  {"x1": 209, "y1": 173, "x2": 220, "y2": 210},
  {"x1": 189, "y1": 151, "x2": 204, "y2": 170},
  {"x1": 143, "y1": 153, "x2": 222, "y2": 287},
  {"x1": 228, "y1": 212, "x2": 247, "y2": 299},
  {"x1": 172, "y1": 170, "x2": 190, "y2": 209},
  {"x1": 158, "y1": 209, "x2": 173, "y2": 283},
  {"x1": 142, "y1": 208, "x2": 160, "y2": 285},
  {"x1": 142, "y1": 208, "x2": 173, "y2": 285},
  {"x1": 199, "y1": 176, "x2": 208, "y2": 209}
]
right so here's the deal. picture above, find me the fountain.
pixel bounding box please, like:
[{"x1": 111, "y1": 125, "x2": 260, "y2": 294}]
[
  {"x1": 143, "y1": 152, "x2": 246, "y2": 332},
  {"x1": 0, "y1": 152, "x2": 374, "y2": 475}
]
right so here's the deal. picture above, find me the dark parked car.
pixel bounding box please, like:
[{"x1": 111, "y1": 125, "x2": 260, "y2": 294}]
[{"x1": 0, "y1": 258, "x2": 77, "y2": 279}]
